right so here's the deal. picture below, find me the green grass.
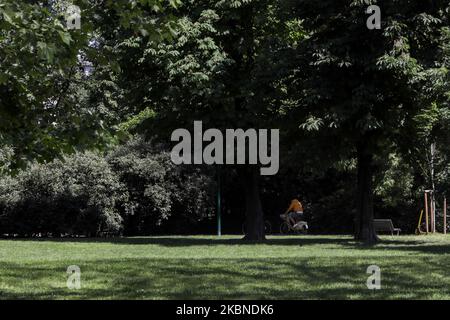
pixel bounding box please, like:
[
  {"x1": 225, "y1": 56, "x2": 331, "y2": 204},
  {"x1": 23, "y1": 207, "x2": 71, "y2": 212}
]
[{"x1": 0, "y1": 235, "x2": 449, "y2": 299}]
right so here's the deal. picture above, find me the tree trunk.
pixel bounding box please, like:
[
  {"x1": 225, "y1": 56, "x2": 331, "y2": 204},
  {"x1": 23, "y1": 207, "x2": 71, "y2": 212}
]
[
  {"x1": 354, "y1": 139, "x2": 379, "y2": 244},
  {"x1": 241, "y1": 166, "x2": 265, "y2": 241}
]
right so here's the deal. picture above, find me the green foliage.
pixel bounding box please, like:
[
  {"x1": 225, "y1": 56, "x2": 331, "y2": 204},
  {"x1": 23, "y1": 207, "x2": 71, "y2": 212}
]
[
  {"x1": 375, "y1": 154, "x2": 415, "y2": 208},
  {"x1": 1, "y1": 0, "x2": 449, "y2": 238},
  {"x1": 288, "y1": 0, "x2": 448, "y2": 138},
  {"x1": 0, "y1": 145, "x2": 14, "y2": 175},
  {"x1": 107, "y1": 136, "x2": 214, "y2": 235},
  {"x1": 0, "y1": 136, "x2": 214, "y2": 237},
  {"x1": 118, "y1": 108, "x2": 157, "y2": 136},
  {"x1": 0, "y1": 152, "x2": 126, "y2": 236},
  {"x1": 100, "y1": 0, "x2": 290, "y2": 139},
  {"x1": 0, "y1": 0, "x2": 181, "y2": 168}
]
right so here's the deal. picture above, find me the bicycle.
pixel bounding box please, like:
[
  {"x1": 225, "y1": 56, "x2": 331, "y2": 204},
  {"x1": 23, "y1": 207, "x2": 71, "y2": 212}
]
[{"x1": 279, "y1": 213, "x2": 308, "y2": 235}]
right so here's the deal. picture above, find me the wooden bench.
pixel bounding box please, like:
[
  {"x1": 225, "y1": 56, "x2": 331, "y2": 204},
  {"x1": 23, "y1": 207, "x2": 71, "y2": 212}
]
[{"x1": 373, "y1": 219, "x2": 401, "y2": 236}]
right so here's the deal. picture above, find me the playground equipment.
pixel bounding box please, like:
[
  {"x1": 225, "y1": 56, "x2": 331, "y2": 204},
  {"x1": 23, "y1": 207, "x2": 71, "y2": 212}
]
[
  {"x1": 415, "y1": 209, "x2": 425, "y2": 235},
  {"x1": 416, "y1": 191, "x2": 447, "y2": 234}
]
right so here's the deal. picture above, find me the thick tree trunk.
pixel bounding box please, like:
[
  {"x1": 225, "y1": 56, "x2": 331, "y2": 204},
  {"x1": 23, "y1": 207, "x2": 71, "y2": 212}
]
[
  {"x1": 354, "y1": 139, "x2": 379, "y2": 244},
  {"x1": 241, "y1": 166, "x2": 265, "y2": 241}
]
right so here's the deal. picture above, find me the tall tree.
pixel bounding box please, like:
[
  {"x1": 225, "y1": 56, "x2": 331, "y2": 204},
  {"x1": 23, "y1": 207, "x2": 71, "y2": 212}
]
[
  {"x1": 286, "y1": 0, "x2": 449, "y2": 243},
  {"x1": 0, "y1": 0, "x2": 179, "y2": 169},
  {"x1": 0, "y1": 0, "x2": 88, "y2": 167},
  {"x1": 106, "y1": 0, "x2": 288, "y2": 240}
]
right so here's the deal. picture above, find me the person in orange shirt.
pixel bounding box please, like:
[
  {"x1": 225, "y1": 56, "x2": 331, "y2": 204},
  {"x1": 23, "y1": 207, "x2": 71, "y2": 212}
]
[{"x1": 284, "y1": 198, "x2": 304, "y2": 227}]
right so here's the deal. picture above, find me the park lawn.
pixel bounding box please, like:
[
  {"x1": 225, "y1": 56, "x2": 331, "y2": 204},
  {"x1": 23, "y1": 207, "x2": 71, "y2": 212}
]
[{"x1": 0, "y1": 235, "x2": 449, "y2": 300}]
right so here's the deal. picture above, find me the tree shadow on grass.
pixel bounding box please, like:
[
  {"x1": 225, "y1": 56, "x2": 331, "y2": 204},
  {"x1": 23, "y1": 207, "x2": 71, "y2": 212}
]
[
  {"x1": 0, "y1": 256, "x2": 449, "y2": 300},
  {"x1": 3, "y1": 236, "x2": 450, "y2": 256},
  {"x1": 337, "y1": 238, "x2": 450, "y2": 254},
  {"x1": 3, "y1": 236, "x2": 357, "y2": 247}
]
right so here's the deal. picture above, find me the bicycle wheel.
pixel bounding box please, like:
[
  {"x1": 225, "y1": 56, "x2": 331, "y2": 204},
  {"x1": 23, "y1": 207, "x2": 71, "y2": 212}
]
[{"x1": 280, "y1": 222, "x2": 290, "y2": 234}]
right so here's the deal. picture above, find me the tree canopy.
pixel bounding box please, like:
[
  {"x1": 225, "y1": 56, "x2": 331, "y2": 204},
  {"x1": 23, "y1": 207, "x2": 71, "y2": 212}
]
[{"x1": 0, "y1": 0, "x2": 449, "y2": 242}]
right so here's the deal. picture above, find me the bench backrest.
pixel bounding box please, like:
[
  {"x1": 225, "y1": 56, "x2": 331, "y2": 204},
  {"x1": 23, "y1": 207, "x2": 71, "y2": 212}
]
[{"x1": 373, "y1": 219, "x2": 394, "y2": 231}]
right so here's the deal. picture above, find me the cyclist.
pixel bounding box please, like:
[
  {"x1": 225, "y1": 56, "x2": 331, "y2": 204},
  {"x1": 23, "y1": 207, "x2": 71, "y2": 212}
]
[{"x1": 284, "y1": 198, "x2": 304, "y2": 228}]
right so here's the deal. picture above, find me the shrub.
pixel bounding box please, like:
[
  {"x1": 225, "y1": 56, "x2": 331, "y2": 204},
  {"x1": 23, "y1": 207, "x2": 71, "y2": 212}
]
[
  {"x1": 0, "y1": 137, "x2": 215, "y2": 237},
  {"x1": 107, "y1": 136, "x2": 214, "y2": 235},
  {"x1": 0, "y1": 152, "x2": 127, "y2": 237}
]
